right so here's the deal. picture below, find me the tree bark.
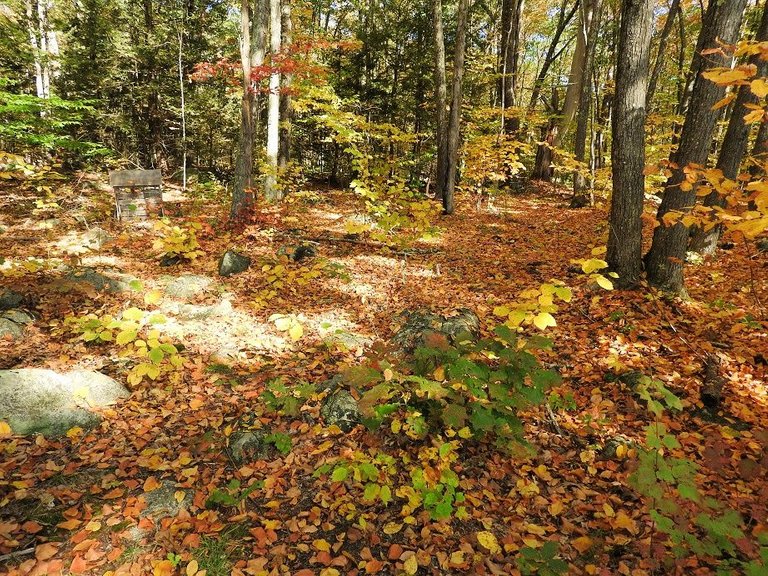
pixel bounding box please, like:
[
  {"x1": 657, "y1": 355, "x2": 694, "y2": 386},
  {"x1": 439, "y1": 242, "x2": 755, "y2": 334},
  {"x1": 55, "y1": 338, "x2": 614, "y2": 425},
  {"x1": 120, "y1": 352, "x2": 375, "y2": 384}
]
[
  {"x1": 231, "y1": 0, "x2": 256, "y2": 218},
  {"x1": 279, "y1": 0, "x2": 293, "y2": 169},
  {"x1": 689, "y1": 0, "x2": 768, "y2": 255},
  {"x1": 433, "y1": 0, "x2": 448, "y2": 201},
  {"x1": 606, "y1": 0, "x2": 654, "y2": 288},
  {"x1": 499, "y1": 0, "x2": 524, "y2": 134},
  {"x1": 645, "y1": 0, "x2": 747, "y2": 293},
  {"x1": 571, "y1": 0, "x2": 602, "y2": 206},
  {"x1": 264, "y1": 0, "x2": 282, "y2": 201},
  {"x1": 442, "y1": 0, "x2": 470, "y2": 215},
  {"x1": 646, "y1": 0, "x2": 681, "y2": 111}
]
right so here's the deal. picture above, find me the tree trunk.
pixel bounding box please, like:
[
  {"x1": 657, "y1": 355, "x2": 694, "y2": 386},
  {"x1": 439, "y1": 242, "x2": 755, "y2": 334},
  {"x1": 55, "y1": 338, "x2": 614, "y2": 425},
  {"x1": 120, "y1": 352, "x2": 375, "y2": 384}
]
[
  {"x1": 231, "y1": 0, "x2": 256, "y2": 218},
  {"x1": 264, "y1": 0, "x2": 282, "y2": 201},
  {"x1": 433, "y1": 0, "x2": 448, "y2": 201},
  {"x1": 646, "y1": 0, "x2": 681, "y2": 111},
  {"x1": 689, "y1": 0, "x2": 768, "y2": 255},
  {"x1": 279, "y1": 0, "x2": 293, "y2": 169},
  {"x1": 605, "y1": 0, "x2": 654, "y2": 288},
  {"x1": 499, "y1": 0, "x2": 524, "y2": 134},
  {"x1": 645, "y1": 0, "x2": 747, "y2": 293},
  {"x1": 553, "y1": 0, "x2": 591, "y2": 148},
  {"x1": 442, "y1": 0, "x2": 470, "y2": 215},
  {"x1": 571, "y1": 0, "x2": 602, "y2": 206}
]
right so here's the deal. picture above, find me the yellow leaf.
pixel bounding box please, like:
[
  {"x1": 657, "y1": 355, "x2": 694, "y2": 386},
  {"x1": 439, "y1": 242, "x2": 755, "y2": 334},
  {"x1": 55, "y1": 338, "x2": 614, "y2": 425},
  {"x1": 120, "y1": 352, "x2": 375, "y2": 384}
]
[
  {"x1": 603, "y1": 503, "x2": 615, "y2": 517},
  {"x1": 612, "y1": 510, "x2": 639, "y2": 534},
  {"x1": 273, "y1": 316, "x2": 291, "y2": 331},
  {"x1": 320, "y1": 569, "x2": 340, "y2": 576},
  {"x1": 526, "y1": 523, "x2": 547, "y2": 536},
  {"x1": 711, "y1": 92, "x2": 736, "y2": 111},
  {"x1": 383, "y1": 522, "x2": 403, "y2": 535},
  {"x1": 313, "y1": 539, "x2": 330, "y2": 552},
  {"x1": 432, "y1": 366, "x2": 445, "y2": 381},
  {"x1": 154, "y1": 560, "x2": 175, "y2": 576},
  {"x1": 549, "y1": 501, "x2": 564, "y2": 516},
  {"x1": 744, "y1": 108, "x2": 766, "y2": 124},
  {"x1": 144, "y1": 290, "x2": 163, "y2": 305},
  {"x1": 175, "y1": 491, "x2": 186, "y2": 503},
  {"x1": 593, "y1": 275, "x2": 614, "y2": 290},
  {"x1": 572, "y1": 536, "x2": 593, "y2": 553},
  {"x1": 751, "y1": 78, "x2": 768, "y2": 98},
  {"x1": 0, "y1": 421, "x2": 11, "y2": 437},
  {"x1": 403, "y1": 555, "x2": 418, "y2": 575},
  {"x1": 85, "y1": 520, "x2": 101, "y2": 532},
  {"x1": 476, "y1": 531, "x2": 501, "y2": 554},
  {"x1": 66, "y1": 426, "x2": 84, "y2": 439},
  {"x1": 289, "y1": 323, "x2": 303, "y2": 341},
  {"x1": 533, "y1": 312, "x2": 556, "y2": 331},
  {"x1": 449, "y1": 551, "x2": 465, "y2": 565},
  {"x1": 186, "y1": 560, "x2": 199, "y2": 576},
  {"x1": 581, "y1": 258, "x2": 608, "y2": 274},
  {"x1": 702, "y1": 65, "x2": 755, "y2": 85},
  {"x1": 493, "y1": 305, "x2": 510, "y2": 317},
  {"x1": 615, "y1": 444, "x2": 627, "y2": 459}
]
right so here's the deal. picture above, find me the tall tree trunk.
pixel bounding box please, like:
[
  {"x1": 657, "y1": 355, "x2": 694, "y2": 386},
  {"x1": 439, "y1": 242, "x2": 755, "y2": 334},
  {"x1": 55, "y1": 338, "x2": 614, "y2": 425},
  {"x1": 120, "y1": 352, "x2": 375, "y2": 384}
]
[
  {"x1": 279, "y1": 0, "x2": 293, "y2": 169},
  {"x1": 646, "y1": 0, "x2": 681, "y2": 111},
  {"x1": 433, "y1": 0, "x2": 448, "y2": 201},
  {"x1": 499, "y1": 0, "x2": 524, "y2": 134},
  {"x1": 231, "y1": 0, "x2": 256, "y2": 218},
  {"x1": 264, "y1": 0, "x2": 282, "y2": 201},
  {"x1": 606, "y1": 0, "x2": 654, "y2": 288},
  {"x1": 553, "y1": 0, "x2": 592, "y2": 148},
  {"x1": 571, "y1": 0, "x2": 602, "y2": 206},
  {"x1": 689, "y1": 0, "x2": 768, "y2": 255},
  {"x1": 645, "y1": 0, "x2": 748, "y2": 293},
  {"x1": 442, "y1": 0, "x2": 470, "y2": 215}
]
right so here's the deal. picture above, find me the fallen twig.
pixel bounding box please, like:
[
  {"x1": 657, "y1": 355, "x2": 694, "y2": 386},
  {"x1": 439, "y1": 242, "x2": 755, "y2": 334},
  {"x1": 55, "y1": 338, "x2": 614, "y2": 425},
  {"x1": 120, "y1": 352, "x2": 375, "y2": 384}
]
[
  {"x1": 299, "y1": 236, "x2": 441, "y2": 256},
  {"x1": 0, "y1": 547, "x2": 35, "y2": 563}
]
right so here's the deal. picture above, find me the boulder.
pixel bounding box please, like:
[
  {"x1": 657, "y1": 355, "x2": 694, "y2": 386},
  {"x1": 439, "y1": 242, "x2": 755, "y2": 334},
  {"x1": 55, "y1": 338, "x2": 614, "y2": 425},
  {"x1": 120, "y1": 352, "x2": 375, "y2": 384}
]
[
  {"x1": 164, "y1": 274, "x2": 213, "y2": 300},
  {"x1": 141, "y1": 480, "x2": 192, "y2": 519},
  {"x1": 66, "y1": 268, "x2": 138, "y2": 293},
  {"x1": 392, "y1": 309, "x2": 480, "y2": 353},
  {"x1": 219, "y1": 250, "x2": 251, "y2": 277},
  {"x1": 0, "y1": 288, "x2": 23, "y2": 311},
  {"x1": 228, "y1": 430, "x2": 268, "y2": 463},
  {"x1": 0, "y1": 318, "x2": 24, "y2": 340},
  {"x1": 0, "y1": 369, "x2": 130, "y2": 436},
  {"x1": 162, "y1": 298, "x2": 233, "y2": 321},
  {"x1": 1, "y1": 310, "x2": 34, "y2": 325},
  {"x1": 320, "y1": 389, "x2": 360, "y2": 432}
]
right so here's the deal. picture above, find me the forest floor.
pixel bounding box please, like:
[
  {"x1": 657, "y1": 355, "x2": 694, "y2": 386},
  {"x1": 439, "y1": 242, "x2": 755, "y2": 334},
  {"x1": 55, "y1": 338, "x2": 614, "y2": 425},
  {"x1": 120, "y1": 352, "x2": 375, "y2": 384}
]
[{"x1": 0, "y1": 175, "x2": 766, "y2": 576}]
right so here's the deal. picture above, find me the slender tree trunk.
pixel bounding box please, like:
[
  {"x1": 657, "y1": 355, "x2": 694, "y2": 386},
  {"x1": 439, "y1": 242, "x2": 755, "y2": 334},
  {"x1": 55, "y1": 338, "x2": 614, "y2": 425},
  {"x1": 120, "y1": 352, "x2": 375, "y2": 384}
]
[
  {"x1": 571, "y1": 0, "x2": 602, "y2": 206},
  {"x1": 433, "y1": 0, "x2": 448, "y2": 201},
  {"x1": 606, "y1": 0, "x2": 654, "y2": 288},
  {"x1": 264, "y1": 0, "x2": 282, "y2": 201},
  {"x1": 442, "y1": 0, "x2": 470, "y2": 215},
  {"x1": 499, "y1": 0, "x2": 524, "y2": 134},
  {"x1": 645, "y1": 0, "x2": 748, "y2": 293},
  {"x1": 279, "y1": 0, "x2": 293, "y2": 169},
  {"x1": 689, "y1": 0, "x2": 768, "y2": 254},
  {"x1": 231, "y1": 0, "x2": 256, "y2": 218},
  {"x1": 646, "y1": 0, "x2": 681, "y2": 111},
  {"x1": 553, "y1": 0, "x2": 591, "y2": 148}
]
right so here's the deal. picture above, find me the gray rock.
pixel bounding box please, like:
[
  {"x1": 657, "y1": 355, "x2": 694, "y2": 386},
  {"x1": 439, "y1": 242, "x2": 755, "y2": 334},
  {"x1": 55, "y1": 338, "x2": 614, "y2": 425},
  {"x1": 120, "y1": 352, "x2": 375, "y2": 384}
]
[
  {"x1": 320, "y1": 389, "x2": 360, "y2": 432},
  {"x1": 164, "y1": 274, "x2": 213, "y2": 300},
  {"x1": 141, "y1": 480, "x2": 191, "y2": 519},
  {"x1": 758, "y1": 239, "x2": 768, "y2": 253},
  {"x1": 392, "y1": 309, "x2": 480, "y2": 353},
  {"x1": 0, "y1": 289, "x2": 23, "y2": 310},
  {"x1": 229, "y1": 430, "x2": 268, "y2": 463},
  {"x1": 80, "y1": 227, "x2": 113, "y2": 250},
  {"x1": 0, "y1": 318, "x2": 23, "y2": 340},
  {"x1": 66, "y1": 268, "x2": 138, "y2": 293},
  {"x1": 163, "y1": 299, "x2": 232, "y2": 321},
  {"x1": 218, "y1": 250, "x2": 251, "y2": 277},
  {"x1": 0, "y1": 369, "x2": 130, "y2": 436},
  {"x1": 1, "y1": 310, "x2": 34, "y2": 325}
]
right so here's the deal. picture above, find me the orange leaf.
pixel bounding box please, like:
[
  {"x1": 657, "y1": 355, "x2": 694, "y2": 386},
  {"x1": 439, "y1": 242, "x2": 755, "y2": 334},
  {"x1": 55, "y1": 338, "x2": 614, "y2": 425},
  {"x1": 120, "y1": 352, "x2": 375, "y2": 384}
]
[
  {"x1": 57, "y1": 518, "x2": 81, "y2": 530},
  {"x1": 143, "y1": 476, "x2": 161, "y2": 492},
  {"x1": 70, "y1": 555, "x2": 89, "y2": 574},
  {"x1": 35, "y1": 542, "x2": 59, "y2": 561},
  {"x1": 572, "y1": 536, "x2": 594, "y2": 553},
  {"x1": 365, "y1": 559, "x2": 384, "y2": 573},
  {"x1": 21, "y1": 521, "x2": 43, "y2": 534}
]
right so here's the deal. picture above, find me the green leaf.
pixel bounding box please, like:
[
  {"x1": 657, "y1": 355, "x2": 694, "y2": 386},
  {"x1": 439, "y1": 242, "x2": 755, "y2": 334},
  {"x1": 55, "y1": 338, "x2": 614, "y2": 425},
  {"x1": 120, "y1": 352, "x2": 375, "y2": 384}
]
[
  {"x1": 148, "y1": 347, "x2": 165, "y2": 363},
  {"x1": 363, "y1": 482, "x2": 380, "y2": 501},
  {"x1": 116, "y1": 330, "x2": 137, "y2": 345},
  {"x1": 331, "y1": 466, "x2": 348, "y2": 482},
  {"x1": 379, "y1": 484, "x2": 392, "y2": 505}
]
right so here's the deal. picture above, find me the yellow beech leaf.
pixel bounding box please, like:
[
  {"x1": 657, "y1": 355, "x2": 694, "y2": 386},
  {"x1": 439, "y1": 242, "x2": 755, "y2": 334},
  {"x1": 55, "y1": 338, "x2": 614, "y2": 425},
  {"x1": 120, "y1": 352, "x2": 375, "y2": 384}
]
[
  {"x1": 85, "y1": 520, "x2": 102, "y2": 532},
  {"x1": 0, "y1": 421, "x2": 12, "y2": 437},
  {"x1": 751, "y1": 78, "x2": 768, "y2": 98},
  {"x1": 702, "y1": 66, "x2": 755, "y2": 85},
  {"x1": 476, "y1": 531, "x2": 501, "y2": 554},
  {"x1": 186, "y1": 560, "x2": 199, "y2": 576},
  {"x1": 403, "y1": 555, "x2": 418, "y2": 575},
  {"x1": 289, "y1": 323, "x2": 303, "y2": 341},
  {"x1": 572, "y1": 536, "x2": 593, "y2": 553},
  {"x1": 533, "y1": 312, "x2": 556, "y2": 331},
  {"x1": 549, "y1": 501, "x2": 564, "y2": 516},
  {"x1": 712, "y1": 92, "x2": 736, "y2": 110},
  {"x1": 612, "y1": 510, "x2": 639, "y2": 534},
  {"x1": 744, "y1": 108, "x2": 766, "y2": 124},
  {"x1": 144, "y1": 290, "x2": 163, "y2": 305},
  {"x1": 313, "y1": 539, "x2": 330, "y2": 552},
  {"x1": 526, "y1": 523, "x2": 547, "y2": 536},
  {"x1": 143, "y1": 476, "x2": 161, "y2": 492},
  {"x1": 449, "y1": 551, "x2": 465, "y2": 565},
  {"x1": 383, "y1": 522, "x2": 403, "y2": 535}
]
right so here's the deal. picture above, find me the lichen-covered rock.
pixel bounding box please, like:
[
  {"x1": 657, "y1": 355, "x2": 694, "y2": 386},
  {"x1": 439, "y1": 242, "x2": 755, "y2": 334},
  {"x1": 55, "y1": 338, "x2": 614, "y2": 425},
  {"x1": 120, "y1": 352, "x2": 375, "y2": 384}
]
[
  {"x1": 392, "y1": 308, "x2": 480, "y2": 353},
  {"x1": 1, "y1": 310, "x2": 34, "y2": 325},
  {"x1": 320, "y1": 389, "x2": 360, "y2": 432},
  {"x1": 758, "y1": 238, "x2": 768, "y2": 253},
  {"x1": 0, "y1": 369, "x2": 130, "y2": 436},
  {"x1": 66, "y1": 268, "x2": 137, "y2": 293},
  {"x1": 141, "y1": 480, "x2": 192, "y2": 519},
  {"x1": 164, "y1": 274, "x2": 213, "y2": 300},
  {"x1": 219, "y1": 250, "x2": 251, "y2": 277},
  {"x1": 0, "y1": 288, "x2": 23, "y2": 311},
  {"x1": 0, "y1": 318, "x2": 23, "y2": 340},
  {"x1": 163, "y1": 298, "x2": 233, "y2": 321},
  {"x1": 228, "y1": 430, "x2": 269, "y2": 463}
]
